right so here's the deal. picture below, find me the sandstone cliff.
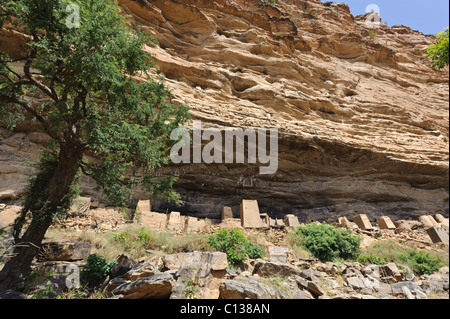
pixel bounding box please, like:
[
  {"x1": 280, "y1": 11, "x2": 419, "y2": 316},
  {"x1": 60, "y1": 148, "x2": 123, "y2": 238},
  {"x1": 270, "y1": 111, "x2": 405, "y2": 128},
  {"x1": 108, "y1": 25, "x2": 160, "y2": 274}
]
[{"x1": 0, "y1": 0, "x2": 448, "y2": 222}]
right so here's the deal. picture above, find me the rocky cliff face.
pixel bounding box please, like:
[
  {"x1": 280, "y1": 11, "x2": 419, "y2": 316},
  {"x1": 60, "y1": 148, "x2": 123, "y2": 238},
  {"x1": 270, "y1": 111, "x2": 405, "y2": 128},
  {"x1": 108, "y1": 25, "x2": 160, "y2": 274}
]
[{"x1": 0, "y1": 0, "x2": 448, "y2": 222}]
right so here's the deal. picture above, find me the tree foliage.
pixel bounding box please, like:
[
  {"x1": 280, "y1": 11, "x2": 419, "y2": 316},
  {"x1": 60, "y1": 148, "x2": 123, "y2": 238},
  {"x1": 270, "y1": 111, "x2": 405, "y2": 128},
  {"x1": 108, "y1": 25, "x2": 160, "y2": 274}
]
[
  {"x1": 425, "y1": 27, "x2": 449, "y2": 69},
  {"x1": 0, "y1": 0, "x2": 189, "y2": 290},
  {"x1": 0, "y1": 0, "x2": 189, "y2": 213}
]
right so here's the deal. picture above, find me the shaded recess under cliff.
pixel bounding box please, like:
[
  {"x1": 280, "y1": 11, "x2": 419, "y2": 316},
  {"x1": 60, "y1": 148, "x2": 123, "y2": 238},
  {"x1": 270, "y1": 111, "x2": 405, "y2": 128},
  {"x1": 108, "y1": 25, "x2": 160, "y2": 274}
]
[{"x1": 0, "y1": 0, "x2": 448, "y2": 222}]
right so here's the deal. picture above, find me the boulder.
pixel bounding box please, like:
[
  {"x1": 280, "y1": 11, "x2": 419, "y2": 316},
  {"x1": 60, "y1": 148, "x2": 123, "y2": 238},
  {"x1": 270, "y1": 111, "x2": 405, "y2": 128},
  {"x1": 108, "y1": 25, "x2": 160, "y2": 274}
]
[
  {"x1": 161, "y1": 251, "x2": 228, "y2": 272},
  {"x1": 402, "y1": 286, "x2": 416, "y2": 299},
  {"x1": 364, "y1": 275, "x2": 381, "y2": 291},
  {"x1": 268, "y1": 246, "x2": 289, "y2": 263},
  {"x1": 379, "y1": 263, "x2": 403, "y2": 282},
  {"x1": 439, "y1": 266, "x2": 449, "y2": 274},
  {"x1": 292, "y1": 274, "x2": 326, "y2": 298},
  {"x1": 113, "y1": 273, "x2": 175, "y2": 299},
  {"x1": 298, "y1": 269, "x2": 323, "y2": 281},
  {"x1": 29, "y1": 261, "x2": 84, "y2": 294},
  {"x1": 362, "y1": 264, "x2": 380, "y2": 278},
  {"x1": 171, "y1": 264, "x2": 225, "y2": 299},
  {"x1": 121, "y1": 262, "x2": 159, "y2": 281},
  {"x1": 37, "y1": 238, "x2": 91, "y2": 262},
  {"x1": 253, "y1": 261, "x2": 302, "y2": 278},
  {"x1": 220, "y1": 277, "x2": 286, "y2": 299},
  {"x1": 346, "y1": 276, "x2": 366, "y2": 290},
  {"x1": 291, "y1": 289, "x2": 314, "y2": 299},
  {"x1": 162, "y1": 251, "x2": 228, "y2": 299},
  {"x1": 306, "y1": 281, "x2": 326, "y2": 297},
  {"x1": 103, "y1": 277, "x2": 129, "y2": 293},
  {"x1": 0, "y1": 290, "x2": 28, "y2": 299},
  {"x1": 420, "y1": 274, "x2": 449, "y2": 294},
  {"x1": 110, "y1": 253, "x2": 138, "y2": 279},
  {"x1": 390, "y1": 281, "x2": 424, "y2": 296},
  {"x1": 343, "y1": 265, "x2": 363, "y2": 278}
]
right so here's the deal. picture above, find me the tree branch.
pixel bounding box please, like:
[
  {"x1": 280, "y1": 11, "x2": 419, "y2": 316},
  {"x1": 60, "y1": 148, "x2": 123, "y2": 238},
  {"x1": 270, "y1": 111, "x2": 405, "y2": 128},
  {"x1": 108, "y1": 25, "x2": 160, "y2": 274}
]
[
  {"x1": 3, "y1": 64, "x2": 23, "y2": 81},
  {"x1": 23, "y1": 53, "x2": 59, "y2": 102},
  {"x1": 0, "y1": 94, "x2": 60, "y2": 141}
]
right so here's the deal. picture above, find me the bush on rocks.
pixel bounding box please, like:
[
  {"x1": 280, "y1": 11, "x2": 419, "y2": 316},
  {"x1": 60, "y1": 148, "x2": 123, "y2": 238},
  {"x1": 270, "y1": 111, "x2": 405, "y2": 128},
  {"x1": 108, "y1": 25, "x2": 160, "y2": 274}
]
[
  {"x1": 208, "y1": 229, "x2": 265, "y2": 266},
  {"x1": 291, "y1": 222, "x2": 362, "y2": 262}
]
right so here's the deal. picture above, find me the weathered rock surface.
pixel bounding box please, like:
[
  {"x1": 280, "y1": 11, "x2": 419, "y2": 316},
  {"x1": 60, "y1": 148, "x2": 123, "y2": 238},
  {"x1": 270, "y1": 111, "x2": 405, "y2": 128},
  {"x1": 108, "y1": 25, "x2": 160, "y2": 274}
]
[
  {"x1": 253, "y1": 260, "x2": 301, "y2": 278},
  {"x1": 113, "y1": 272, "x2": 175, "y2": 299},
  {"x1": 0, "y1": 0, "x2": 448, "y2": 223},
  {"x1": 37, "y1": 238, "x2": 91, "y2": 262},
  {"x1": 168, "y1": 251, "x2": 228, "y2": 299},
  {"x1": 220, "y1": 276, "x2": 286, "y2": 299},
  {"x1": 121, "y1": 262, "x2": 159, "y2": 281},
  {"x1": 1, "y1": 243, "x2": 449, "y2": 299}
]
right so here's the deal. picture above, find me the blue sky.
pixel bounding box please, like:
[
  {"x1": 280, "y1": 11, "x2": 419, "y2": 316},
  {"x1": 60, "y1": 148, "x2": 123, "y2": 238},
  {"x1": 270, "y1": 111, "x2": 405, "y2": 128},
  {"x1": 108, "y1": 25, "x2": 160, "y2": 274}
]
[{"x1": 325, "y1": 0, "x2": 449, "y2": 35}]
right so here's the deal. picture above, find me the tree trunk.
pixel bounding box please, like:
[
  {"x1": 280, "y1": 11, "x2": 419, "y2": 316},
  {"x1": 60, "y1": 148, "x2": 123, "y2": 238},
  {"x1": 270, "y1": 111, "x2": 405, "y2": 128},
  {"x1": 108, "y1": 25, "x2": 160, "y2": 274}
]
[{"x1": 0, "y1": 141, "x2": 83, "y2": 292}]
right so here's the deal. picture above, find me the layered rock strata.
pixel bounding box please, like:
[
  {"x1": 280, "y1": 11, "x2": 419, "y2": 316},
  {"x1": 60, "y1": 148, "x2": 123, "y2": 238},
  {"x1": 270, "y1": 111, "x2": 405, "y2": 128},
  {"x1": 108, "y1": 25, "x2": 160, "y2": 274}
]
[{"x1": 0, "y1": 0, "x2": 448, "y2": 222}]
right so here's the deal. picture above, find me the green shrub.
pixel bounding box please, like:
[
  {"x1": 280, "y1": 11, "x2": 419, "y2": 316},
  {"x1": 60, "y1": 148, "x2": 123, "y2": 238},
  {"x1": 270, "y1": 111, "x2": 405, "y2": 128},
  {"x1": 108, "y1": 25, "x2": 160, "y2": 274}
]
[
  {"x1": 113, "y1": 232, "x2": 134, "y2": 247},
  {"x1": 357, "y1": 254, "x2": 389, "y2": 265},
  {"x1": 292, "y1": 222, "x2": 362, "y2": 262},
  {"x1": 137, "y1": 227, "x2": 153, "y2": 245},
  {"x1": 245, "y1": 241, "x2": 265, "y2": 260},
  {"x1": 368, "y1": 30, "x2": 379, "y2": 39},
  {"x1": 113, "y1": 227, "x2": 153, "y2": 249},
  {"x1": 426, "y1": 27, "x2": 449, "y2": 69},
  {"x1": 80, "y1": 254, "x2": 116, "y2": 287},
  {"x1": 360, "y1": 240, "x2": 448, "y2": 275},
  {"x1": 398, "y1": 250, "x2": 442, "y2": 275},
  {"x1": 208, "y1": 229, "x2": 264, "y2": 265},
  {"x1": 361, "y1": 240, "x2": 410, "y2": 261}
]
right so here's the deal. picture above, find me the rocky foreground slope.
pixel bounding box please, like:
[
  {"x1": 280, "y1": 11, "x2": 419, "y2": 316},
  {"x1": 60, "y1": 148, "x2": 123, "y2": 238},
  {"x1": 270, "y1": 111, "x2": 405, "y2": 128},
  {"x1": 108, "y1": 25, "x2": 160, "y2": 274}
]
[
  {"x1": 0, "y1": 0, "x2": 449, "y2": 222},
  {"x1": 0, "y1": 199, "x2": 448, "y2": 300}
]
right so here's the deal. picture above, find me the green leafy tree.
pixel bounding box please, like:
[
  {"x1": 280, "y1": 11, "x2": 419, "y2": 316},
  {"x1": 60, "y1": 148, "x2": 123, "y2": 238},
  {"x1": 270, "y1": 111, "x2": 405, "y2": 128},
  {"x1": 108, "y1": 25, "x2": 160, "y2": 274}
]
[
  {"x1": 0, "y1": 0, "x2": 189, "y2": 290},
  {"x1": 425, "y1": 27, "x2": 449, "y2": 69}
]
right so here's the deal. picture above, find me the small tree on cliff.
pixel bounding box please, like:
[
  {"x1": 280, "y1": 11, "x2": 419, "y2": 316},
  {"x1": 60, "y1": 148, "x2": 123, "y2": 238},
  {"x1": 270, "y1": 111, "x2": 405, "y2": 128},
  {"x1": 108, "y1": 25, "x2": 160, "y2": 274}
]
[
  {"x1": 0, "y1": 0, "x2": 189, "y2": 290},
  {"x1": 425, "y1": 27, "x2": 449, "y2": 69}
]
